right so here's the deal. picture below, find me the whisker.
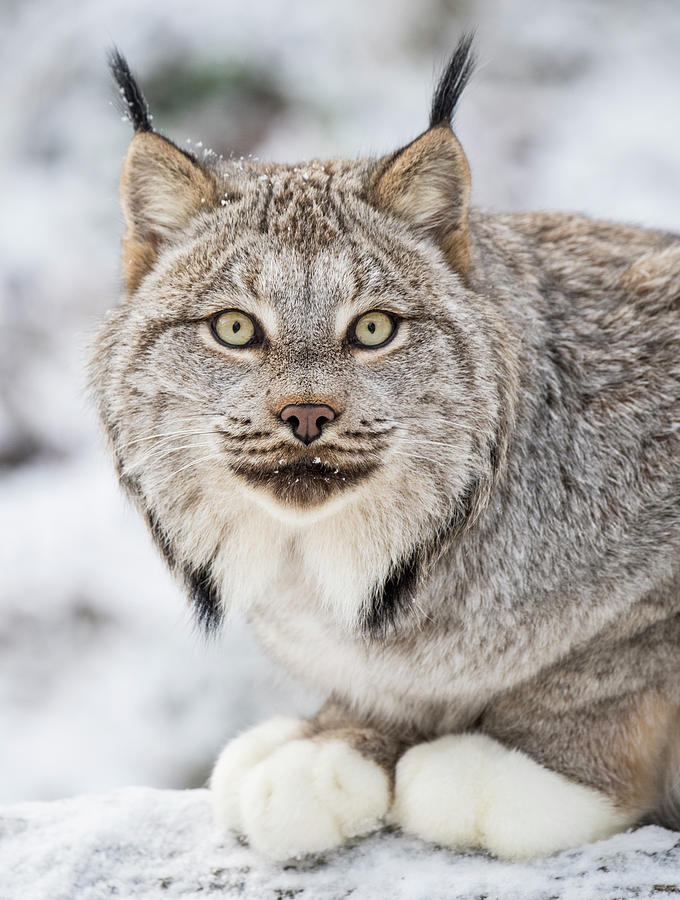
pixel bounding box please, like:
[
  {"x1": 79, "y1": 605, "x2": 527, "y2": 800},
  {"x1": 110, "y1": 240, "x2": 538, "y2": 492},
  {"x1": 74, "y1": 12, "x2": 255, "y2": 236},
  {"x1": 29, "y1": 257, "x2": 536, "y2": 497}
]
[
  {"x1": 393, "y1": 422, "x2": 479, "y2": 436},
  {"x1": 128, "y1": 438, "x2": 218, "y2": 469},
  {"x1": 116, "y1": 411, "x2": 278, "y2": 453},
  {"x1": 118, "y1": 429, "x2": 219, "y2": 452},
  {"x1": 386, "y1": 448, "x2": 446, "y2": 465},
  {"x1": 135, "y1": 451, "x2": 226, "y2": 495},
  {"x1": 394, "y1": 441, "x2": 469, "y2": 455}
]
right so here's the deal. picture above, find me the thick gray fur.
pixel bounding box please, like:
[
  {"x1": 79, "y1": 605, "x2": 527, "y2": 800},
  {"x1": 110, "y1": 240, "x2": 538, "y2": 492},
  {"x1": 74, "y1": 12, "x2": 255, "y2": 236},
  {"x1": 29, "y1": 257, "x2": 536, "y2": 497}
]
[{"x1": 92, "y1": 41, "x2": 680, "y2": 844}]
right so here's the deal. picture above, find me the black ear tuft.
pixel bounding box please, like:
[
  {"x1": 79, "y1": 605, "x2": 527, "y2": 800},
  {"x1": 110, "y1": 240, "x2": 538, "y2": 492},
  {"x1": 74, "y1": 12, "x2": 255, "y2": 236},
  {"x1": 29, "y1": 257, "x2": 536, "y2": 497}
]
[
  {"x1": 430, "y1": 33, "x2": 476, "y2": 129},
  {"x1": 109, "y1": 47, "x2": 153, "y2": 133}
]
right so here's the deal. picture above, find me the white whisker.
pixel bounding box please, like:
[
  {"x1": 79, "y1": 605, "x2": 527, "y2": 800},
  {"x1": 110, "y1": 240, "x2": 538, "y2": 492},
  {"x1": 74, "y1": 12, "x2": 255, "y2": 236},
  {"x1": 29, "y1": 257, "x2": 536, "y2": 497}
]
[
  {"x1": 386, "y1": 448, "x2": 445, "y2": 466},
  {"x1": 129, "y1": 438, "x2": 219, "y2": 469},
  {"x1": 119, "y1": 429, "x2": 219, "y2": 452},
  {"x1": 133, "y1": 451, "x2": 226, "y2": 495},
  {"x1": 393, "y1": 422, "x2": 479, "y2": 437}
]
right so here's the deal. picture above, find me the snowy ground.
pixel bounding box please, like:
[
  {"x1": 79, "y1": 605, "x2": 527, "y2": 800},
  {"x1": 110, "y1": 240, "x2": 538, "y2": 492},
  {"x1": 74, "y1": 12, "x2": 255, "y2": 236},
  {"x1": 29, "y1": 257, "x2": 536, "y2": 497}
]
[
  {"x1": 2, "y1": 0, "x2": 680, "y2": 896},
  {"x1": 3, "y1": 787, "x2": 680, "y2": 900}
]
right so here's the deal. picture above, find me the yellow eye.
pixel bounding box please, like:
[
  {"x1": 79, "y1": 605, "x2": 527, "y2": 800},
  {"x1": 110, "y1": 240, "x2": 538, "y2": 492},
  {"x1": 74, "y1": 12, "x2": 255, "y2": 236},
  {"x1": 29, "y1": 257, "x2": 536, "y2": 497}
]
[
  {"x1": 353, "y1": 311, "x2": 397, "y2": 348},
  {"x1": 211, "y1": 310, "x2": 258, "y2": 347}
]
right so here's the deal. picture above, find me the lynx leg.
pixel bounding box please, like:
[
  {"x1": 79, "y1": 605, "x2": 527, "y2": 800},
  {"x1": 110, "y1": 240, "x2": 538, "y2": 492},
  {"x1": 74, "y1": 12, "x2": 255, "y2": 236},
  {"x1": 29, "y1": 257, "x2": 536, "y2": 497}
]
[
  {"x1": 211, "y1": 711, "x2": 398, "y2": 860},
  {"x1": 389, "y1": 733, "x2": 633, "y2": 858}
]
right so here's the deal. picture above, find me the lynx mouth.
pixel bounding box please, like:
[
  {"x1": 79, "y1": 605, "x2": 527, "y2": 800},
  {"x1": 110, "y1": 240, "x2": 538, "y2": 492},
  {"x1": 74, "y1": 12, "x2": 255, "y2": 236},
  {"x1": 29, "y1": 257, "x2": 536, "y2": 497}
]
[{"x1": 233, "y1": 456, "x2": 378, "y2": 506}]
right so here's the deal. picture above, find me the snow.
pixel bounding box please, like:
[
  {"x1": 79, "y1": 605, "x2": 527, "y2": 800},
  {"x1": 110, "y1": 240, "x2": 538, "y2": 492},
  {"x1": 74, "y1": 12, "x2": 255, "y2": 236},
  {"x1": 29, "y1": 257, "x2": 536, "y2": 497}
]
[
  {"x1": 1, "y1": 787, "x2": 679, "y2": 900},
  {"x1": 0, "y1": 455, "x2": 318, "y2": 803},
  {"x1": 2, "y1": 0, "x2": 680, "y2": 894}
]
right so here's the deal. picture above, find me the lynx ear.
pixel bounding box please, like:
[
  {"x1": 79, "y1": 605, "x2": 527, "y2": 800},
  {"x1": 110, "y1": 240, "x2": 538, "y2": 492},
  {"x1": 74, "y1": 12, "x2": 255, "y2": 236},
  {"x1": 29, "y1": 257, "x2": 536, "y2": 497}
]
[
  {"x1": 120, "y1": 132, "x2": 218, "y2": 293},
  {"x1": 371, "y1": 35, "x2": 475, "y2": 277},
  {"x1": 109, "y1": 49, "x2": 218, "y2": 294},
  {"x1": 372, "y1": 127, "x2": 471, "y2": 275}
]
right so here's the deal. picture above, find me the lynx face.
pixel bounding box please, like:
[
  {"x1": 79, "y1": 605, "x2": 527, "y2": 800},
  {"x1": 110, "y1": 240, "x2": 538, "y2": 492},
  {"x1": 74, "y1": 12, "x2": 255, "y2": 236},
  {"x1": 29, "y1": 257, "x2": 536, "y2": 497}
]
[
  {"x1": 105, "y1": 161, "x2": 496, "y2": 514},
  {"x1": 94, "y1": 42, "x2": 508, "y2": 629}
]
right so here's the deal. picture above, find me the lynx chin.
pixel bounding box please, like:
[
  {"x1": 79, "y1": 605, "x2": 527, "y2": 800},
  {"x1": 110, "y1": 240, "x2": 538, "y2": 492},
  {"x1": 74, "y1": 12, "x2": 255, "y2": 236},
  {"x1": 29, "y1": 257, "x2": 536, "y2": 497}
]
[{"x1": 93, "y1": 36, "x2": 680, "y2": 861}]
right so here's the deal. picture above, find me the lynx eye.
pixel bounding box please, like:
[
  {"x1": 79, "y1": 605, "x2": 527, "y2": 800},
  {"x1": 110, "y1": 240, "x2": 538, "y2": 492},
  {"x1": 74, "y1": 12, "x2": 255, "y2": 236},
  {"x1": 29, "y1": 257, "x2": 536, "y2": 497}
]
[
  {"x1": 211, "y1": 310, "x2": 258, "y2": 347},
  {"x1": 352, "y1": 311, "x2": 397, "y2": 348}
]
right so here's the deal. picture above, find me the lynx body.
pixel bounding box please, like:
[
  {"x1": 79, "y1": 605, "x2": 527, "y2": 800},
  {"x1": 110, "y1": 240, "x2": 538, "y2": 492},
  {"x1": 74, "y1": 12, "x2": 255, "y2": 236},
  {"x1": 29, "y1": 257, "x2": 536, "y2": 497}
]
[{"x1": 93, "y1": 41, "x2": 680, "y2": 860}]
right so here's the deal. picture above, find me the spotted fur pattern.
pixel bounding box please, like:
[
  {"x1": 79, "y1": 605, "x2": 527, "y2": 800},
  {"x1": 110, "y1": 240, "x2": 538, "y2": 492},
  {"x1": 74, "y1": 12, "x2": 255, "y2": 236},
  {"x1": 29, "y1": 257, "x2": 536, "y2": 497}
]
[{"x1": 92, "y1": 40, "x2": 680, "y2": 857}]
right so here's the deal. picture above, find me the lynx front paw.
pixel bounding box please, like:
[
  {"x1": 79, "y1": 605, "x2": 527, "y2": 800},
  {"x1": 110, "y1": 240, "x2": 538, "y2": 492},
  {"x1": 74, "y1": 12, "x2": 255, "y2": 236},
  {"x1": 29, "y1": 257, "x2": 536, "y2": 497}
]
[
  {"x1": 211, "y1": 718, "x2": 390, "y2": 860},
  {"x1": 211, "y1": 716, "x2": 308, "y2": 832},
  {"x1": 389, "y1": 733, "x2": 632, "y2": 859}
]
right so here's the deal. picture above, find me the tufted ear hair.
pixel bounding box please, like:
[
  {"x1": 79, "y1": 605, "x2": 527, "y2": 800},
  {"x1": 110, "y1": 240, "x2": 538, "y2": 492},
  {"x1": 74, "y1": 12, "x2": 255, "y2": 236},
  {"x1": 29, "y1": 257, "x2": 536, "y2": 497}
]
[
  {"x1": 370, "y1": 34, "x2": 475, "y2": 277},
  {"x1": 110, "y1": 50, "x2": 219, "y2": 294}
]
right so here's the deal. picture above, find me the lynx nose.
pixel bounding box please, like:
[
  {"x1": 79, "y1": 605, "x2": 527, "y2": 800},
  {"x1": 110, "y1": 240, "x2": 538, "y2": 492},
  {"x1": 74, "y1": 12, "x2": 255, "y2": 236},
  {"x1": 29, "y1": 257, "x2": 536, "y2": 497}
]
[{"x1": 279, "y1": 403, "x2": 337, "y2": 445}]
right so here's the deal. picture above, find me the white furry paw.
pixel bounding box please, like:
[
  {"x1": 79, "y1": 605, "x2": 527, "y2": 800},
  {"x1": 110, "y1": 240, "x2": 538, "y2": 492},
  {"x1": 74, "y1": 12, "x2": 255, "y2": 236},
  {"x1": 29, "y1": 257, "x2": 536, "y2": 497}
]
[
  {"x1": 211, "y1": 716, "x2": 307, "y2": 833},
  {"x1": 389, "y1": 733, "x2": 632, "y2": 859},
  {"x1": 212, "y1": 723, "x2": 390, "y2": 860}
]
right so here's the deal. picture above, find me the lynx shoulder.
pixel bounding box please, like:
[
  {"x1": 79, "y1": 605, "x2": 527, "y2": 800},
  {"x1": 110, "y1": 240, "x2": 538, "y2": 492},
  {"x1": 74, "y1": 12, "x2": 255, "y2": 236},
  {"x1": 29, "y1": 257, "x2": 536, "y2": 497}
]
[{"x1": 92, "y1": 39, "x2": 680, "y2": 860}]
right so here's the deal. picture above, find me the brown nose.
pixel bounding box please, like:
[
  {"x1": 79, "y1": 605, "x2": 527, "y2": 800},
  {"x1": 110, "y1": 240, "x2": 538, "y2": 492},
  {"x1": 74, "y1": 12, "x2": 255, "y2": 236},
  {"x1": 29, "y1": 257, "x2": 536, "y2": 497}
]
[{"x1": 279, "y1": 403, "x2": 337, "y2": 445}]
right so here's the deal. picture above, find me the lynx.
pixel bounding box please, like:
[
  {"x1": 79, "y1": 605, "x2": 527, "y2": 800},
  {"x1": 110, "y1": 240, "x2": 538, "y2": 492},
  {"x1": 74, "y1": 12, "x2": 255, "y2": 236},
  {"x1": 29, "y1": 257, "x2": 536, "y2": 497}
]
[{"x1": 92, "y1": 38, "x2": 680, "y2": 860}]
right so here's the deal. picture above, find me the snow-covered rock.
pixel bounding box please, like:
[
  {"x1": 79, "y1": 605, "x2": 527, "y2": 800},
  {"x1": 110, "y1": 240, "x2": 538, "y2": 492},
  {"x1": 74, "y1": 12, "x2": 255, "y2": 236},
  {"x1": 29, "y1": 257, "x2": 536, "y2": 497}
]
[{"x1": 1, "y1": 787, "x2": 679, "y2": 899}]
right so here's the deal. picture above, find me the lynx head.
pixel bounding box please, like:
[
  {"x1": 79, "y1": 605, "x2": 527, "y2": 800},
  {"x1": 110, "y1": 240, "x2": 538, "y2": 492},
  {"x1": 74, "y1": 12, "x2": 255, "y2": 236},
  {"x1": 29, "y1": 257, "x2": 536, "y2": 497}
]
[{"x1": 93, "y1": 38, "x2": 515, "y2": 636}]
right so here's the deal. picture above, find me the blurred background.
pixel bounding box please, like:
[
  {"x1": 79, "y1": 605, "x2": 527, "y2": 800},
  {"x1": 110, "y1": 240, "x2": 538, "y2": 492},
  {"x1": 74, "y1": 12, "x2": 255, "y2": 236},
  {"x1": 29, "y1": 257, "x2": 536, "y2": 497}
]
[{"x1": 1, "y1": 0, "x2": 679, "y2": 804}]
